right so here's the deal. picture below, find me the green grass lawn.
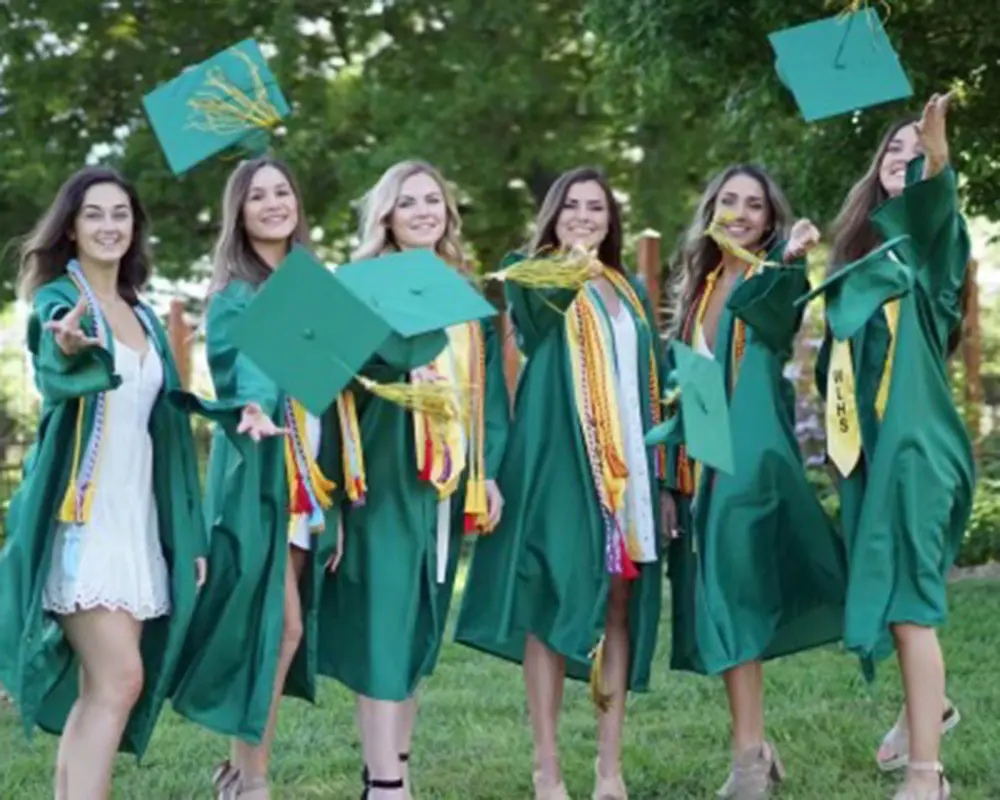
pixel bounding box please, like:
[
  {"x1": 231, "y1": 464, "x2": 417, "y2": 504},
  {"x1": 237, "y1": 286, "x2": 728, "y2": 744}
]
[{"x1": 2, "y1": 580, "x2": 999, "y2": 799}]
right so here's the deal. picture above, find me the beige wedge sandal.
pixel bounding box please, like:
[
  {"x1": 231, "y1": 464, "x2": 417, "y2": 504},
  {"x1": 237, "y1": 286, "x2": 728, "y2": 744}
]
[
  {"x1": 592, "y1": 758, "x2": 628, "y2": 799},
  {"x1": 716, "y1": 741, "x2": 786, "y2": 800}
]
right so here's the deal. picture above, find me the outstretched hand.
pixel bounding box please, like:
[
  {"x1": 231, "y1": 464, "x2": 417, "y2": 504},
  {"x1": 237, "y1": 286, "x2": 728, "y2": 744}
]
[{"x1": 44, "y1": 298, "x2": 101, "y2": 357}]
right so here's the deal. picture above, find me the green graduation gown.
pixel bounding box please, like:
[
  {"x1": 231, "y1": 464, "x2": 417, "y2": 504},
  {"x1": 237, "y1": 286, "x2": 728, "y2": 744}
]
[
  {"x1": 815, "y1": 161, "x2": 974, "y2": 672},
  {"x1": 0, "y1": 276, "x2": 207, "y2": 757},
  {"x1": 454, "y1": 262, "x2": 664, "y2": 692},
  {"x1": 317, "y1": 318, "x2": 509, "y2": 701},
  {"x1": 170, "y1": 279, "x2": 339, "y2": 743},
  {"x1": 665, "y1": 254, "x2": 847, "y2": 676}
]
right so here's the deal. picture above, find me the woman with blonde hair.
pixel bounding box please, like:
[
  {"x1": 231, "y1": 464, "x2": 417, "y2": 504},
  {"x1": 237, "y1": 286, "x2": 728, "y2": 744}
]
[
  {"x1": 319, "y1": 160, "x2": 510, "y2": 799},
  {"x1": 169, "y1": 156, "x2": 345, "y2": 800},
  {"x1": 0, "y1": 166, "x2": 207, "y2": 799},
  {"x1": 661, "y1": 164, "x2": 846, "y2": 799},
  {"x1": 814, "y1": 93, "x2": 972, "y2": 800},
  {"x1": 455, "y1": 166, "x2": 666, "y2": 800}
]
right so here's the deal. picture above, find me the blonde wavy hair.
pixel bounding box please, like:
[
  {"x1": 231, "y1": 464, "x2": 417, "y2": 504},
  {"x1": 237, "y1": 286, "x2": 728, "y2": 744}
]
[
  {"x1": 664, "y1": 164, "x2": 793, "y2": 338},
  {"x1": 352, "y1": 160, "x2": 467, "y2": 268}
]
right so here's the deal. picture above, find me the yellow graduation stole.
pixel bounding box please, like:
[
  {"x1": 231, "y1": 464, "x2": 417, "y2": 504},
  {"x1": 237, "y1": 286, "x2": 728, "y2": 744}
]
[
  {"x1": 412, "y1": 322, "x2": 490, "y2": 532},
  {"x1": 825, "y1": 298, "x2": 900, "y2": 476}
]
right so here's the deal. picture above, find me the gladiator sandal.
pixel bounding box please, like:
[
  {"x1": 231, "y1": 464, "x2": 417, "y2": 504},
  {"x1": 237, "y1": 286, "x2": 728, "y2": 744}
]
[
  {"x1": 716, "y1": 741, "x2": 786, "y2": 800},
  {"x1": 877, "y1": 701, "x2": 960, "y2": 773},
  {"x1": 212, "y1": 760, "x2": 242, "y2": 800},
  {"x1": 892, "y1": 761, "x2": 950, "y2": 800},
  {"x1": 399, "y1": 753, "x2": 412, "y2": 800}
]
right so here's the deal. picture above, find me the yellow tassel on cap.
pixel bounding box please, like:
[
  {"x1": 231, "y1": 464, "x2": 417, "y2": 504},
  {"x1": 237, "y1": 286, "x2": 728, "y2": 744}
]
[
  {"x1": 706, "y1": 213, "x2": 778, "y2": 274},
  {"x1": 187, "y1": 49, "x2": 284, "y2": 136},
  {"x1": 358, "y1": 376, "x2": 465, "y2": 423},
  {"x1": 486, "y1": 248, "x2": 601, "y2": 289},
  {"x1": 589, "y1": 635, "x2": 612, "y2": 713}
]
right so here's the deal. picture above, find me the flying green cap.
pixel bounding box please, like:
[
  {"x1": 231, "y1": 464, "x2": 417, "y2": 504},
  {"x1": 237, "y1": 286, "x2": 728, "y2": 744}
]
[
  {"x1": 142, "y1": 38, "x2": 290, "y2": 176},
  {"x1": 228, "y1": 245, "x2": 497, "y2": 416},
  {"x1": 768, "y1": 8, "x2": 913, "y2": 122},
  {"x1": 645, "y1": 341, "x2": 734, "y2": 474},
  {"x1": 795, "y1": 235, "x2": 914, "y2": 340}
]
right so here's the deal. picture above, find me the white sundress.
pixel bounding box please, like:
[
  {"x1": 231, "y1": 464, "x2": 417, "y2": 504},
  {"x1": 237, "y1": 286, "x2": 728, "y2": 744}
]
[
  {"x1": 42, "y1": 339, "x2": 171, "y2": 620},
  {"x1": 288, "y1": 410, "x2": 322, "y2": 551},
  {"x1": 604, "y1": 296, "x2": 657, "y2": 562}
]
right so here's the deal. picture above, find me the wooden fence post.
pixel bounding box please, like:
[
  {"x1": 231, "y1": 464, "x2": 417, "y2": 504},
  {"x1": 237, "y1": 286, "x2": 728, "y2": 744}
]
[
  {"x1": 501, "y1": 311, "x2": 519, "y2": 409},
  {"x1": 167, "y1": 298, "x2": 192, "y2": 389},
  {"x1": 637, "y1": 229, "x2": 663, "y2": 328},
  {"x1": 960, "y1": 257, "x2": 982, "y2": 456}
]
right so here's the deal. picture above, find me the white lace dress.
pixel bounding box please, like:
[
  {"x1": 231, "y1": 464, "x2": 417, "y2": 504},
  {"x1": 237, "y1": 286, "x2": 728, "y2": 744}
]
[
  {"x1": 288, "y1": 411, "x2": 321, "y2": 551},
  {"x1": 42, "y1": 339, "x2": 171, "y2": 620}
]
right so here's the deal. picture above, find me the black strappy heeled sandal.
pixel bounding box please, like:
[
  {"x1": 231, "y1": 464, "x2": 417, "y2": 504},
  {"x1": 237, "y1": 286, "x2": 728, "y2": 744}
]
[
  {"x1": 361, "y1": 775, "x2": 404, "y2": 799},
  {"x1": 362, "y1": 753, "x2": 410, "y2": 786}
]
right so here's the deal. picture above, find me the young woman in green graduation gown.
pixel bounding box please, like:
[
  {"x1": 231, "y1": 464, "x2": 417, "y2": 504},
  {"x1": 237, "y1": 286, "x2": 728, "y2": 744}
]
[
  {"x1": 317, "y1": 160, "x2": 509, "y2": 799},
  {"x1": 455, "y1": 166, "x2": 668, "y2": 800},
  {"x1": 661, "y1": 165, "x2": 847, "y2": 799},
  {"x1": 0, "y1": 166, "x2": 208, "y2": 799},
  {"x1": 813, "y1": 93, "x2": 972, "y2": 800},
  {"x1": 167, "y1": 157, "x2": 345, "y2": 800}
]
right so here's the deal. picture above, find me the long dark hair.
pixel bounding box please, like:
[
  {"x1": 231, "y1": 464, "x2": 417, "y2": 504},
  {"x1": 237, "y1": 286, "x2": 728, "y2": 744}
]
[
  {"x1": 829, "y1": 116, "x2": 919, "y2": 274},
  {"x1": 527, "y1": 166, "x2": 624, "y2": 273},
  {"x1": 208, "y1": 157, "x2": 310, "y2": 294},
  {"x1": 831, "y1": 116, "x2": 970, "y2": 355},
  {"x1": 665, "y1": 164, "x2": 793, "y2": 338},
  {"x1": 16, "y1": 167, "x2": 151, "y2": 302}
]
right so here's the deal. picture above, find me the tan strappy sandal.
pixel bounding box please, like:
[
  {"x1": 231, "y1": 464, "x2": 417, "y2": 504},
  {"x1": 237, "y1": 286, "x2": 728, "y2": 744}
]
[
  {"x1": 716, "y1": 741, "x2": 786, "y2": 800},
  {"x1": 892, "y1": 761, "x2": 950, "y2": 799},
  {"x1": 592, "y1": 757, "x2": 628, "y2": 799},
  {"x1": 877, "y1": 701, "x2": 960, "y2": 772},
  {"x1": 534, "y1": 768, "x2": 571, "y2": 800}
]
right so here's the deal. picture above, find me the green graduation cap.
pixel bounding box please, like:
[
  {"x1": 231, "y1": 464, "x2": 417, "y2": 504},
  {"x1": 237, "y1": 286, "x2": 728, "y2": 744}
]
[
  {"x1": 794, "y1": 235, "x2": 914, "y2": 340},
  {"x1": 768, "y1": 8, "x2": 913, "y2": 122},
  {"x1": 143, "y1": 38, "x2": 290, "y2": 176},
  {"x1": 645, "y1": 342, "x2": 734, "y2": 474},
  {"x1": 228, "y1": 245, "x2": 497, "y2": 417}
]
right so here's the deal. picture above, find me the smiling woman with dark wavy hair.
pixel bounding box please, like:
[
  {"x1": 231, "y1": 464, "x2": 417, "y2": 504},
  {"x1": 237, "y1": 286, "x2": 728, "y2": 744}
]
[{"x1": 0, "y1": 166, "x2": 207, "y2": 799}]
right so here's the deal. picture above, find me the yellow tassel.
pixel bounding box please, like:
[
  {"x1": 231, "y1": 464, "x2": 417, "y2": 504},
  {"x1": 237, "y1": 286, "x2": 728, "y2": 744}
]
[
  {"x1": 660, "y1": 387, "x2": 681, "y2": 411},
  {"x1": 589, "y1": 635, "x2": 612, "y2": 713},
  {"x1": 187, "y1": 49, "x2": 283, "y2": 136},
  {"x1": 358, "y1": 376, "x2": 465, "y2": 423},
  {"x1": 485, "y1": 249, "x2": 600, "y2": 289},
  {"x1": 706, "y1": 214, "x2": 779, "y2": 273},
  {"x1": 835, "y1": 0, "x2": 892, "y2": 25},
  {"x1": 57, "y1": 399, "x2": 87, "y2": 523}
]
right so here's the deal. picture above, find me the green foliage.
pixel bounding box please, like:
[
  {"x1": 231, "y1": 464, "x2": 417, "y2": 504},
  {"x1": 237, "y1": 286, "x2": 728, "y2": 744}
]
[
  {"x1": 0, "y1": 1, "x2": 641, "y2": 301},
  {"x1": 586, "y1": 0, "x2": 1000, "y2": 227}
]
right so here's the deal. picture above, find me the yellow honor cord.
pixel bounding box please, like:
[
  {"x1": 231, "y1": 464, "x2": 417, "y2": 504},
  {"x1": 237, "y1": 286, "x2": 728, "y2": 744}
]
[{"x1": 874, "y1": 298, "x2": 900, "y2": 420}]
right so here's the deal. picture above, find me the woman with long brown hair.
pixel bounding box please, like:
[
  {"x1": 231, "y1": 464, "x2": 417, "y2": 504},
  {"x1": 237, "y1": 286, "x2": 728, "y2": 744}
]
[
  {"x1": 0, "y1": 166, "x2": 207, "y2": 798},
  {"x1": 661, "y1": 164, "x2": 847, "y2": 799},
  {"x1": 455, "y1": 166, "x2": 666, "y2": 800},
  {"x1": 813, "y1": 92, "x2": 972, "y2": 800},
  {"x1": 318, "y1": 160, "x2": 509, "y2": 799},
  {"x1": 169, "y1": 156, "x2": 345, "y2": 800}
]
